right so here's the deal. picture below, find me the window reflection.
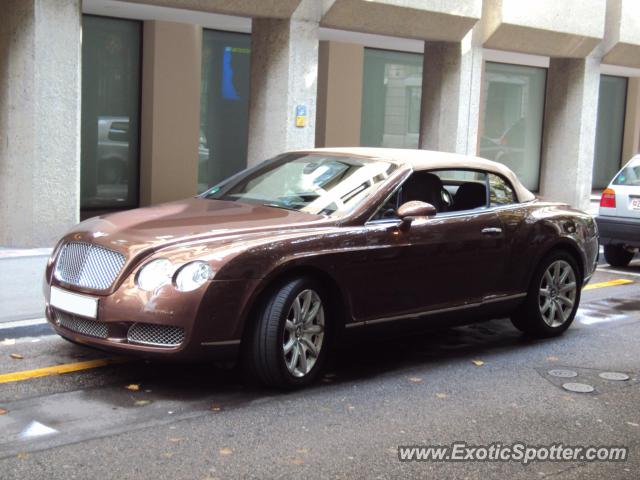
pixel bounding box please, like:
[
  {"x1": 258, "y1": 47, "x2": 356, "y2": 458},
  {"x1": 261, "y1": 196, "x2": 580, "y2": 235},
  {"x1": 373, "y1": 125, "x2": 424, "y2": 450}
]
[
  {"x1": 480, "y1": 62, "x2": 546, "y2": 191},
  {"x1": 361, "y1": 49, "x2": 423, "y2": 149},
  {"x1": 199, "y1": 31, "x2": 251, "y2": 193},
  {"x1": 81, "y1": 16, "x2": 141, "y2": 210},
  {"x1": 593, "y1": 75, "x2": 627, "y2": 189}
]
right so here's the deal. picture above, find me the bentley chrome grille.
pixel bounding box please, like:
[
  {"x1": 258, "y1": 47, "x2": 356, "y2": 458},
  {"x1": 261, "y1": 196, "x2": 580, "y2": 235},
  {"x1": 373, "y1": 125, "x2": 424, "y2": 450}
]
[
  {"x1": 54, "y1": 310, "x2": 109, "y2": 339},
  {"x1": 127, "y1": 323, "x2": 185, "y2": 347},
  {"x1": 54, "y1": 242, "x2": 125, "y2": 290}
]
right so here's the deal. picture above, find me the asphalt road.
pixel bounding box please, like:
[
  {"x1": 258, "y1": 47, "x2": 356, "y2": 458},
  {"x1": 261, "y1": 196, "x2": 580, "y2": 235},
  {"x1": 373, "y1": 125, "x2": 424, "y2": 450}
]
[{"x1": 1, "y1": 263, "x2": 639, "y2": 479}]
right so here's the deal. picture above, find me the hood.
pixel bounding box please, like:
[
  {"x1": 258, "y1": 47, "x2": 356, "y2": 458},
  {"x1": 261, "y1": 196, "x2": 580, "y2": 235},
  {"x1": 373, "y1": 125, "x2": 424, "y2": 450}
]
[{"x1": 64, "y1": 198, "x2": 330, "y2": 258}]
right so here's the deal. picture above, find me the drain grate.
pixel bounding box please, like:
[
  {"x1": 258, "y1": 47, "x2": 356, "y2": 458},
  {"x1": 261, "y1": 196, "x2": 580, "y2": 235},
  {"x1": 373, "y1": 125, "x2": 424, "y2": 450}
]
[{"x1": 537, "y1": 366, "x2": 637, "y2": 394}]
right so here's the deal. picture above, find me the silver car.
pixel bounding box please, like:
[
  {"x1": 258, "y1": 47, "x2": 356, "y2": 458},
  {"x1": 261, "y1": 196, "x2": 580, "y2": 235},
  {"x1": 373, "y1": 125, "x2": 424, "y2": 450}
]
[{"x1": 596, "y1": 154, "x2": 640, "y2": 267}]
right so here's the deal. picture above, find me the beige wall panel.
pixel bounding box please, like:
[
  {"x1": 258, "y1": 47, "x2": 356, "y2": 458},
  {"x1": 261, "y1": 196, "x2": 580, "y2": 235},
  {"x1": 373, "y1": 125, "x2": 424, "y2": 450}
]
[
  {"x1": 140, "y1": 20, "x2": 201, "y2": 206},
  {"x1": 316, "y1": 42, "x2": 363, "y2": 148}
]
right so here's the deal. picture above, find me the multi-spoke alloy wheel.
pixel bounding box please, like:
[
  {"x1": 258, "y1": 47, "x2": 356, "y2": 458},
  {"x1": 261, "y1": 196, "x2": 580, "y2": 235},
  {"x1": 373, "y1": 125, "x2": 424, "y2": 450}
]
[
  {"x1": 538, "y1": 260, "x2": 577, "y2": 327},
  {"x1": 282, "y1": 289, "x2": 325, "y2": 377},
  {"x1": 245, "y1": 276, "x2": 332, "y2": 388},
  {"x1": 511, "y1": 251, "x2": 581, "y2": 338}
]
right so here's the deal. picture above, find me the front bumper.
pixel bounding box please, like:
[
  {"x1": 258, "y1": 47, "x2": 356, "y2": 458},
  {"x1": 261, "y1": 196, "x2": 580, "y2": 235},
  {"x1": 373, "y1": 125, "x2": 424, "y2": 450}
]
[
  {"x1": 44, "y1": 277, "x2": 261, "y2": 361},
  {"x1": 595, "y1": 215, "x2": 640, "y2": 247}
]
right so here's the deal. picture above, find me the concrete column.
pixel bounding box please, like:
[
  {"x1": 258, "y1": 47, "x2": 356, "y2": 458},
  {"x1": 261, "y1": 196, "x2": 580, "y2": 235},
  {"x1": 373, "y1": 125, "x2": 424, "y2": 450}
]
[
  {"x1": 316, "y1": 41, "x2": 364, "y2": 148},
  {"x1": 139, "y1": 21, "x2": 202, "y2": 206},
  {"x1": 247, "y1": 2, "x2": 322, "y2": 165},
  {"x1": 622, "y1": 77, "x2": 640, "y2": 163},
  {"x1": 419, "y1": 30, "x2": 483, "y2": 155},
  {"x1": 539, "y1": 57, "x2": 601, "y2": 210},
  {"x1": 0, "y1": 0, "x2": 81, "y2": 247}
]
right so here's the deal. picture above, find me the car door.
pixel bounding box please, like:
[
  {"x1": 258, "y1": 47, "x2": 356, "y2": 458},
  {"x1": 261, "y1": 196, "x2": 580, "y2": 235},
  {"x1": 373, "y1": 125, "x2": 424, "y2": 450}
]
[{"x1": 354, "y1": 170, "x2": 508, "y2": 322}]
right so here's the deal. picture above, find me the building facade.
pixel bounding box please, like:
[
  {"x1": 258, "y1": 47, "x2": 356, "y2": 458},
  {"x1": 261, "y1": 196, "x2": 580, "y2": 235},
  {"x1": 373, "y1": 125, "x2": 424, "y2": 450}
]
[{"x1": 2, "y1": 0, "x2": 640, "y2": 248}]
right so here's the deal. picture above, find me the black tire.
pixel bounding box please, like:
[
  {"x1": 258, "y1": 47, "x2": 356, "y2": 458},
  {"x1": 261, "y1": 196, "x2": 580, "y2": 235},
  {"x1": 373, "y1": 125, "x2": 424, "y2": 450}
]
[
  {"x1": 603, "y1": 244, "x2": 634, "y2": 267},
  {"x1": 243, "y1": 276, "x2": 331, "y2": 389},
  {"x1": 511, "y1": 251, "x2": 581, "y2": 338}
]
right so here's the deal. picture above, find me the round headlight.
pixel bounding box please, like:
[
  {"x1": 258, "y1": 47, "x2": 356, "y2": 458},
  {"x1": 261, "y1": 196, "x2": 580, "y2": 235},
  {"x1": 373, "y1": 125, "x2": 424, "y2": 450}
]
[
  {"x1": 136, "y1": 259, "x2": 173, "y2": 291},
  {"x1": 175, "y1": 261, "x2": 214, "y2": 292}
]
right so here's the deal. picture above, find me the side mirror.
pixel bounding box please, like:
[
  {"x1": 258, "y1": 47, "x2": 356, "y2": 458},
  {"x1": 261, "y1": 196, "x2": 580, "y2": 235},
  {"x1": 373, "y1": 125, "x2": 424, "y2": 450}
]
[{"x1": 396, "y1": 201, "x2": 436, "y2": 231}]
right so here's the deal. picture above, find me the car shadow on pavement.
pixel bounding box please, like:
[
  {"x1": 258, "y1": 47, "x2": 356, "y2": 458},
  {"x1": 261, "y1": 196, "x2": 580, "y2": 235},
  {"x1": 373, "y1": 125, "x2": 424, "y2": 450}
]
[{"x1": 70, "y1": 317, "x2": 550, "y2": 405}]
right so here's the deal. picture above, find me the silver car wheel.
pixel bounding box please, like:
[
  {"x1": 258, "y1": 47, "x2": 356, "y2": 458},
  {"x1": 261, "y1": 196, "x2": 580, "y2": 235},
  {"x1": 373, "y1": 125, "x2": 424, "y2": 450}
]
[
  {"x1": 283, "y1": 289, "x2": 325, "y2": 378},
  {"x1": 538, "y1": 260, "x2": 577, "y2": 328}
]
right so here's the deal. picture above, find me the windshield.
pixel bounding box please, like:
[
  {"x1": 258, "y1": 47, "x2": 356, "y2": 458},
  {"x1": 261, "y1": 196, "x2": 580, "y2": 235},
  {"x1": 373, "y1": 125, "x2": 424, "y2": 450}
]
[
  {"x1": 613, "y1": 157, "x2": 640, "y2": 186},
  {"x1": 201, "y1": 153, "x2": 397, "y2": 216}
]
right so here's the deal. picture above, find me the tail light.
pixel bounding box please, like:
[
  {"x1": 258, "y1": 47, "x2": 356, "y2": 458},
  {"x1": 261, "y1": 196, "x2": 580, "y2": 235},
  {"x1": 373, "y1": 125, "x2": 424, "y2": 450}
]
[{"x1": 600, "y1": 188, "x2": 616, "y2": 208}]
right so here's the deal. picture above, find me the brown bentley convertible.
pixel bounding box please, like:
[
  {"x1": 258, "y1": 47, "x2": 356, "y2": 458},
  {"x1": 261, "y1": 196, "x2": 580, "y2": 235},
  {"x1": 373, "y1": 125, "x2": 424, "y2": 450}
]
[{"x1": 44, "y1": 148, "x2": 599, "y2": 388}]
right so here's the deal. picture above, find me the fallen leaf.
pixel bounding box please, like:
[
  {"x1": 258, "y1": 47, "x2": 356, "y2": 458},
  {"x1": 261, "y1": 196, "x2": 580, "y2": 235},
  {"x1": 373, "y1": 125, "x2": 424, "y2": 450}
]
[
  {"x1": 562, "y1": 395, "x2": 574, "y2": 402},
  {"x1": 290, "y1": 458, "x2": 305, "y2": 465},
  {"x1": 125, "y1": 384, "x2": 140, "y2": 391},
  {"x1": 546, "y1": 356, "x2": 559, "y2": 362},
  {"x1": 219, "y1": 447, "x2": 233, "y2": 456},
  {"x1": 134, "y1": 400, "x2": 150, "y2": 406},
  {"x1": 408, "y1": 377, "x2": 423, "y2": 383},
  {"x1": 297, "y1": 448, "x2": 309, "y2": 454},
  {"x1": 16, "y1": 453, "x2": 28, "y2": 460},
  {"x1": 168, "y1": 437, "x2": 183, "y2": 443},
  {"x1": 0, "y1": 408, "x2": 7, "y2": 415},
  {"x1": 211, "y1": 404, "x2": 223, "y2": 412},
  {"x1": 626, "y1": 422, "x2": 639, "y2": 427},
  {"x1": 2, "y1": 339, "x2": 15, "y2": 346},
  {"x1": 9, "y1": 353, "x2": 23, "y2": 360},
  {"x1": 435, "y1": 393, "x2": 448, "y2": 399},
  {"x1": 162, "y1": 452, "x2": 174, "y2": 458},
  {"x1": 471, "y1": 360, "x2": 484, "y2": 366}
]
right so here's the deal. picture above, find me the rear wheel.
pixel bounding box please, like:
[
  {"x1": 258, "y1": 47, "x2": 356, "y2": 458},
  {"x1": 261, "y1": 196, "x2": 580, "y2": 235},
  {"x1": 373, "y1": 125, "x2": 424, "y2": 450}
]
[
  {"x1": 603, "y1": 244, "x2": 634, "y2": 267},
  {"x1": 244, "y1": 277, "x2": 330, "y2": 389},
  {"x1": 511, "y1": 251, "x2": 581, "y2": 337}
]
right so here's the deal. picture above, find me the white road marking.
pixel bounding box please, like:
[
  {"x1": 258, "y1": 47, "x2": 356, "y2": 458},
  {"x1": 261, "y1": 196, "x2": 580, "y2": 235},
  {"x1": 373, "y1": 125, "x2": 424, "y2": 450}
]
[
  {"x1": 0, "y1": 318, "x2": 47, "y2": 330},
  {"x1": 20, "y1": 421, "x2": 59, "y2": 439},
  {"x1": 596, "y1": 267, "x2": 640, "y2": 278},
  {"x1": 0, "y1": 335, "x2": 58, "y2": 346}
]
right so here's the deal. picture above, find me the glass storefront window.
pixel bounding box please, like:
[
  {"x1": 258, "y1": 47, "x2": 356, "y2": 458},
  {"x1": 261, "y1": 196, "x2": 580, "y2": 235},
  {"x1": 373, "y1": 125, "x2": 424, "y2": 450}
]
[
  {"x1": 81, "y1": 16, "x2": 141, "y2": 210},
  {"x1": 361, "y1": 49, "x2": 423, "y2": 149},
  {"x1": 199, "y1": 30, "x2": 251, "y2": 193},
  {"x1": 480, "y1": 62, "x2": 546, "y2": 191},
  {"x1": 593, "y1": 75, "x2": 627, "y2": 189}
]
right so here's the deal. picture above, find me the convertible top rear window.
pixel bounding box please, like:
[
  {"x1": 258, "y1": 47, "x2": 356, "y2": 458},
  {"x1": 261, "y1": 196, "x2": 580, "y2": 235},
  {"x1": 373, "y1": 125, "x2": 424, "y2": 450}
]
[{"x1": 202, "y1": 154, "x2": 397, "y2": 217}]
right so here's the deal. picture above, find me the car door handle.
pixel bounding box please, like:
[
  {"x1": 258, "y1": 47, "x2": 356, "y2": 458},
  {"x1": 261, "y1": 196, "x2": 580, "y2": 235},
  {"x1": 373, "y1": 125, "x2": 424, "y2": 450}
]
[{"x1": 481, "y1": 227, "x2": 503, "y2": 235}]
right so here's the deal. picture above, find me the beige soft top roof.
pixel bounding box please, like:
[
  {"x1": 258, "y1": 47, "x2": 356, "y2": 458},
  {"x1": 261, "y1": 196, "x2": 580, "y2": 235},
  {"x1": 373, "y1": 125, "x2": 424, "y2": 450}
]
[{"x1": 298, "y1": 147, "x2": 536, "y2": 203}]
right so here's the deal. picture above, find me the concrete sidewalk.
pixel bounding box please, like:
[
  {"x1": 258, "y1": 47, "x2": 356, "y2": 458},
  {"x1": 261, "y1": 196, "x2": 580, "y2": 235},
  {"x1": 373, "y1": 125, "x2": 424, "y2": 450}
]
[{"x1": 0, "y1": 248, "x2": 51, "y2": 323}]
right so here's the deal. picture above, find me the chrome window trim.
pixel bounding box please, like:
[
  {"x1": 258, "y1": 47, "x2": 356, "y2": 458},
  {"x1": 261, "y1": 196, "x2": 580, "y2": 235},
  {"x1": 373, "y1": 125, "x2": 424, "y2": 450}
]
[
  {"x1": 345, "y1": 293, "x2": 527, "y2": 328},
  {"x1": 364, "y1": 167, "x2": 528, "y2": 226}
]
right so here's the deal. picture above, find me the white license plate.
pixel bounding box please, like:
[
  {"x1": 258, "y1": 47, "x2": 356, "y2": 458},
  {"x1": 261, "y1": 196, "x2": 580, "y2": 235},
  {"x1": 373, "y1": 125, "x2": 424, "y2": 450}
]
[
  {"x1": 630, "y1": 197, "x2": 640, "y2": 210},
  {"x1": 50, "y1": 286, "x2": 98, "y2": 319}
]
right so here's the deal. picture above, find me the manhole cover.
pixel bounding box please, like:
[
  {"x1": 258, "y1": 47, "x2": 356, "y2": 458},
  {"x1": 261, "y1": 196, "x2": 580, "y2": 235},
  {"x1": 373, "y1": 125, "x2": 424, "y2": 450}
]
[
  {"x1": 548, "y1": 369, "x2": 578, "y2": 378},
  {"x1": 562, "y1": 382, "x2": 595, "y2": 393},
  {"x1": 599, "y1": 372, "x2": 630, "y2": 381}
]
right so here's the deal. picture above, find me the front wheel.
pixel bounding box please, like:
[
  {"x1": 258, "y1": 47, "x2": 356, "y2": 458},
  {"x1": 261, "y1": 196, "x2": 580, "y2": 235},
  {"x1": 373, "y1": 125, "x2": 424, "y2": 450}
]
[
  {"x1": 244, "y1": 277, "x2": 330, "y2": 389},
  {"x1": 511, "y1": 251, "x2": 581, "y2": 337},
  {"x1": 603, "y1": 244, "x2": 634, "y2": 267}
]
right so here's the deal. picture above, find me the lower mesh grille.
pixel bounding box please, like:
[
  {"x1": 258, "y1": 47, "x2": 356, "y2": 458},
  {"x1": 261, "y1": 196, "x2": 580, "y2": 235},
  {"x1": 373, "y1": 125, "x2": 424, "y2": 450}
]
[
  {"x1": 55, "y1": 310, "x2": 108, "y2": 339},
  {"x1": 127, "y1": 323, "x2": 184, "y2": 347}
]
